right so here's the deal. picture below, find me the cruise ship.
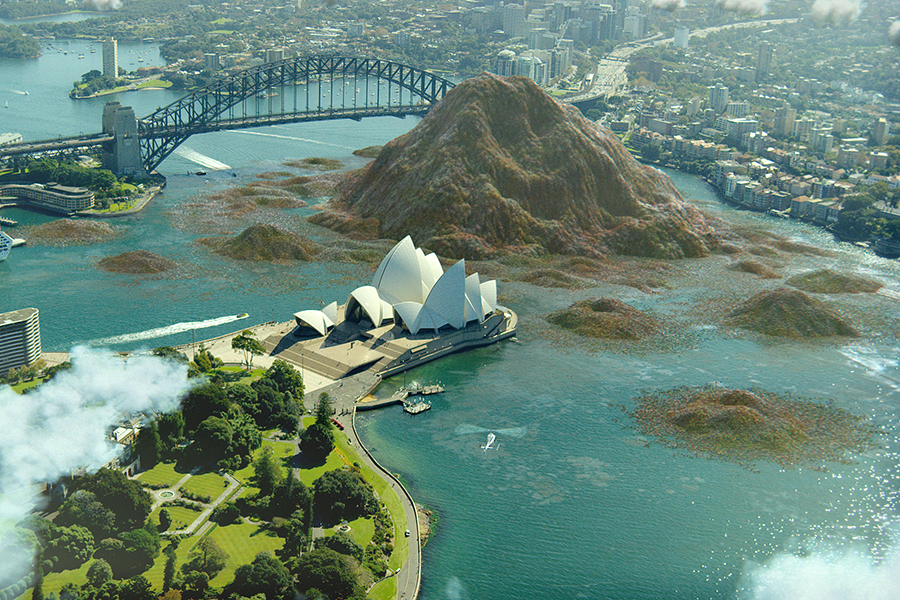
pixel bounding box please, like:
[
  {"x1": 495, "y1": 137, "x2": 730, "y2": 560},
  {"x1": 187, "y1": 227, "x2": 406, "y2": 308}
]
[{"x1": 0, "y1": 227, "x2": 13, "y2": 261}]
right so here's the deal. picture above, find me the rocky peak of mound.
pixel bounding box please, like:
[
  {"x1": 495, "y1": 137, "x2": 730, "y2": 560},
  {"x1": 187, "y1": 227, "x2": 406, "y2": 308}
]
[
  {"x1": 310, "y1": 73, "x2": 718, "y2": 260},
  {"x1": 726, "y1": 287, "x2": 858, "y2": 338}
]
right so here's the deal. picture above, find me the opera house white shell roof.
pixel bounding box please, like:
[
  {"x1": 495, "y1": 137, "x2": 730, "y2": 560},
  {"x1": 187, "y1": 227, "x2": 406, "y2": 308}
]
[{"x1": 295, "y1": 236, "x2": 500, "y2": 336}]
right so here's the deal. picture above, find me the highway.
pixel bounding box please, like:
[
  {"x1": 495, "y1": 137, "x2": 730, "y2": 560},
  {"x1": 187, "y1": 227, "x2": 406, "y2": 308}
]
[{"x1": 565, "y1": 17, "x2": 800, "y2": 104}]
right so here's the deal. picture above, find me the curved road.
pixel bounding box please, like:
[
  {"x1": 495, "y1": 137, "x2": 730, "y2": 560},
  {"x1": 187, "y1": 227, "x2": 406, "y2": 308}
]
[{"x1": 316, "y1": 373, "x2": 422, "y2": 600}]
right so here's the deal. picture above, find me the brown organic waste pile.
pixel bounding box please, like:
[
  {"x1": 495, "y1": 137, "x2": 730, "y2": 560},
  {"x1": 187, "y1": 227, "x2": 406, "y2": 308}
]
[
  {"x1": 629, "y1": 385, "x2": 876, "y2": 468},
  {"x1": 726, "y1": 287, "x2": 858, "y2": 338},
  {"x1": 785, "y1": 269, "x2": 883, "y2": 294},
  {"x1": 98, "y1": 250, "x2": 178, "y2": 274},
  {"x1": 546, "y1": 298, "x2": 659, "y2": 340},
  {"x1": 26, "y1": 218, "x2": 121, "y2": 246}
]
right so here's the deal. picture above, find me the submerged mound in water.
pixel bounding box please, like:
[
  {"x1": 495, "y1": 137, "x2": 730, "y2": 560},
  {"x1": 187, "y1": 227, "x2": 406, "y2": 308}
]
[
  {"x1": 727, "y1": 260, "x2": 779, "y2": 279},
  {"x1": 785, "y1": 269, "x2": 882, "y2": 294},
  {"x1": 547, "y1": 298, "x2": 660, "y2": 340},
  {"x1": 311, "y1": 73, "x2": 717, "y2": 260},
  {"x1": 726, "y1": 287, "x2": 858, "y2": 338},
  {"x1": 200, "y1": 223, "x2": 320, "y2": 261},
  {"x1": 629, "y1": 385, "x2": 875, "y2": 467},
  {"x1": 98, "y1": 250, "x2": 178, "y2": 274},
  {"x1": 27, "y1": 218, "x2": 120, "y2": 246}
]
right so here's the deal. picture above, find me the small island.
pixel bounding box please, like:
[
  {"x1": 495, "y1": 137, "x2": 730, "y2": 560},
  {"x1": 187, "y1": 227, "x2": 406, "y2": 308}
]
[{"x1": 629, "y1": 385, "x2": 876, "y2": 468}]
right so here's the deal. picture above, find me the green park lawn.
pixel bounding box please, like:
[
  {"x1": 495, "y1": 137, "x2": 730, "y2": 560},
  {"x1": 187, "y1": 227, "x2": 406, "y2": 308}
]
[
  {"x1": 180, "y1": 470, "x2": 230, "y2": 500},
  {"x1": 152, "y1": 504, "x2": 204, "y2": 532},
  {"x1": 136, "y1": 461, "x2": 186, "y2": 488}
]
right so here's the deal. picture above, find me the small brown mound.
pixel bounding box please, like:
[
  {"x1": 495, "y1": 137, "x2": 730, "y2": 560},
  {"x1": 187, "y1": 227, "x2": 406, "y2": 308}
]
[
  {"x1": 283, "y1": 157, "x2": 345, "y2": 171},
  {"x1": 200, "y1": 224, "x2": 320, "y2": 261},
  {"x1": 726, "y1": 287, "x2": 858, "y2": 338},
  {"x1": 629, "y1": 385, "x2": 875, "y2": 467},
  {"x1": 785, "y1": 269, "x2": 883, "y2": 294},
  {"x1": 547, "y1": 298, "x2": 660, "y2": 340},
  {"x1": 27, "y1": 218, "x2": 120, "y2": 246},
  {"x1": 353, "y1": 146, "x2": 383, "y2": 158},
  {"x1": 98, "y1": 250, "x2": 178, "y2": 274},
  {"x1": 727, "y1": 260, "x2": 779, "y2": 279},
  {"x1": 518, "y1": 268, "x2": 583, "y2": 288}
]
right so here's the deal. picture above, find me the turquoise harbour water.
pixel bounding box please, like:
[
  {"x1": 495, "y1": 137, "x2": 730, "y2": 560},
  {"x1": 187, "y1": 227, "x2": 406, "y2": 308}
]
[{"x1": 3, "y1": 45, "x2": 900, "y2": 600}]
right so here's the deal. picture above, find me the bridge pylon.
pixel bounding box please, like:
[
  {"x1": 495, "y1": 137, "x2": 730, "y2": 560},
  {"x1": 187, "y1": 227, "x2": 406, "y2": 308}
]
[{"x1": 101, "y1": 102, "x2": 146, "y2": 177}]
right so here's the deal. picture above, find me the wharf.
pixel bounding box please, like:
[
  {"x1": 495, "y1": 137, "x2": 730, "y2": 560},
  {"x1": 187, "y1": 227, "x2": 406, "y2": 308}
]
[
  {"x1": 0, "y1": 216, "x2": 17, "y2": 226},
  {"x1": 405, "y1": 384, "x2": 444, "y2": 396}
]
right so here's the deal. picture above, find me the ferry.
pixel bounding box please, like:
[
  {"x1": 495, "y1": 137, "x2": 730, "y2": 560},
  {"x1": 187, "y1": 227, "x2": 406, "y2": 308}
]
[{"x1": 0, "y1": 227, "x2": 13, "y2": 262}]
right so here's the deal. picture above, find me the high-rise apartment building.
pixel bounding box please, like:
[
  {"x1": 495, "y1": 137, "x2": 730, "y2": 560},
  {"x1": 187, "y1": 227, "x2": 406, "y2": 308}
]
[
  {"x1": 708, "y1": 83, "x2": 729, "y2": 114},
  {"x1": 873, "y1": 118, "x2": 890, "y2": 146},
  {"x1": 756, "y1": 42, "x2": 772, "y2": 81},
  {"x1": 102, "y1": 37, "x2": 118, "y2": 78},
  {"x1": 0, "y1": 308, "x2": 41, "y2": 373}
]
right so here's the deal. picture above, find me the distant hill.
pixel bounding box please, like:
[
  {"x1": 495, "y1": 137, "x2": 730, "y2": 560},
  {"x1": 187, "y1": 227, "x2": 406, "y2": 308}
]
[{"x1": 310, "y1": 73, "x2": 718, "y2": 260}]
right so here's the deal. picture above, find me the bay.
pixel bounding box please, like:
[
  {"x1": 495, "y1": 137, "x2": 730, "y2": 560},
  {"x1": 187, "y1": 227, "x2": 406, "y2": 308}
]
[{"x1": 2, "y1": 46, "x2": 900, "y2": 600}]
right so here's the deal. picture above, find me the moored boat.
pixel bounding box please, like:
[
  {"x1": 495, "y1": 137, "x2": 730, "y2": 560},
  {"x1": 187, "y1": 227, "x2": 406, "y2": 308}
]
[{"x1": 0, "y1": 228, "x2": 13, "y2": 262}]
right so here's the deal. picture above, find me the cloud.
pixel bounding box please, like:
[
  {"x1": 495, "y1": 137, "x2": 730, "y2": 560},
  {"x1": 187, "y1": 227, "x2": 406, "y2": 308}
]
[
  {"x1": 889, "y1": 20, "x2": 900, "y2": 46},
  {"x1": 810, "y1": 0, "x2": 863, "y2": 26},
  {"x1": 652, "y1": 0, "x2": 687, "y2": 12},
  {"x1": 740, "y1": 545, "x2": 900, "y2": 600},
  {"x1": 0, "y1": 347, "x2": 192, "y2": 587},
  {"x1": 85, "y1": 0, "x2": 123, "y2": 11},
  {"x1": 714, "y1": 0, "x2": 769, "y2": 16}
]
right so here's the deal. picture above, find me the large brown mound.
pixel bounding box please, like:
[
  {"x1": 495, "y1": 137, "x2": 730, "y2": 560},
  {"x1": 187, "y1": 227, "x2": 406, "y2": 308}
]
[
  {"x1": 200, "y1": 224, "x2": 319, "y2": 261},
  {"x1": 785, "y1": 269, "x2": 882, "y2": 294},
  {"x1": 27, "y1": 218, "x2": 120, "y2": 246},
  {"x1": 98, "y1": 250, "x2": 178, "y2": 274},
  {"x1": 629, "y1": 385, "x2": 875, "y2": 467},
  {"x1": 726, "y1": 287, "x2": 858, "y2": 338},
  {"x1": 310, "y1": 73, "x2": 717, "y2": 260},
  {"x1": 547, "y1": 298, "x2": 660, "y2": 339}
]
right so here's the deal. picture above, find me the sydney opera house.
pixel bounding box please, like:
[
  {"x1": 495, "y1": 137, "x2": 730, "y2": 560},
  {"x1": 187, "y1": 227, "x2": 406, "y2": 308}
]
[{"x1": 261, "y1": 237, "x2": 516, "y2": 382}]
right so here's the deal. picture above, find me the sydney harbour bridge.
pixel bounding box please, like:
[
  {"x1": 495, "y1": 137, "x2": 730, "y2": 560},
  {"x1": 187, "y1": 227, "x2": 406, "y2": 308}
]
[{"x1": 0, "y1": 55, "x2": 455, "y2": 176}]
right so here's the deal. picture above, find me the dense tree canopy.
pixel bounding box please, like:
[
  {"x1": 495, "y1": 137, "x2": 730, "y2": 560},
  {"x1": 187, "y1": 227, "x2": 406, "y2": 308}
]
[
  {"x1": 292, "y1": 548, "x2": 366, "y2": 600},
  {"x1": 0, "y1": 23, "x2": 40, "y2": 58},
  {"x1": 312, "y1": 468, "x2": 378, "y2": 525},
  {"x1": 181, "y1": 382, "x2": 230, "y2": 432},
  {"x1": 55, "y1": 490, "x2": 116, "y2": 541},
  {"x1": 225, "y1": 552, "x2": 294, "y2": 600},
  {"x1": 78, "y1": 468, "x2": 152, "y2": 532}
]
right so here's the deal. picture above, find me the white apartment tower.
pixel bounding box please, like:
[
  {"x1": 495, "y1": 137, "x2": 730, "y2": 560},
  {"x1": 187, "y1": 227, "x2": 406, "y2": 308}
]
[{"x1": 102, "y1": 37, "x2": 118, "y2": 78}]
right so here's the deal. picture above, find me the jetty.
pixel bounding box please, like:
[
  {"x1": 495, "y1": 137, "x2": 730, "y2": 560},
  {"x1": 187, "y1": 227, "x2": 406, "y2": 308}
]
[
  {"x1": 405, "y1": 384, "x2": 444, "y2": 397},
  {"x1": 0, "y1": 216, "x2": 17, "y2": 226}
]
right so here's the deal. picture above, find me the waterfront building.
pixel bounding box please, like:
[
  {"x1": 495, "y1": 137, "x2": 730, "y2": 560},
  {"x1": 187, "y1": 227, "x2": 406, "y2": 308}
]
[
  {"x1": 0, "y1": 183, "x2": 95, "y2": 213},
  {"x1": 102, "y1": 38, "x2": 118, "y2": 79},
  {"x1": 0, "y1": 133, "x2": 23, "y2": 146},
  {"x1": 0, "y1": 308, "x2": 41, "y2": 374}
]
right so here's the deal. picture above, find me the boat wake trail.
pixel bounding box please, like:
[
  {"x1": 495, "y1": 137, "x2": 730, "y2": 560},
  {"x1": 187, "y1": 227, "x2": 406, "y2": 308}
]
[
  {"x1": 455, "y1": 424, "x2": 527, "y2": 438},
  {"x1": 90, "y1": 314, "x2": 247, "y2": 346},
  {"x1": 840, "y1": 344, "x2": 900, "y2": 393},
  {"x1": 236, "y1": 129, "x2": 352, "y2": 150},
  {"x1": 173, "y1": 146, "x2": 231, "y2": 170}
]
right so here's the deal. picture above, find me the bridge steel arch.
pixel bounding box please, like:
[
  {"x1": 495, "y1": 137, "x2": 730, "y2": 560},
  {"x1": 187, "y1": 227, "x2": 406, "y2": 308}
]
[{"x1": 138, "y1": 55, "x2": 454, "y2": 173}]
